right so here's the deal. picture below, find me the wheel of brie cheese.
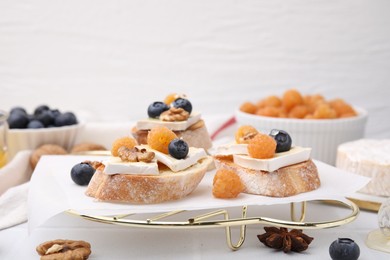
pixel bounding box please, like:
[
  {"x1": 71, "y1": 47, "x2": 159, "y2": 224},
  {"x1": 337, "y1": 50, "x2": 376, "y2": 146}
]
[{"x1": 336, "y1": 139, "x2": 390, "y2": 197}]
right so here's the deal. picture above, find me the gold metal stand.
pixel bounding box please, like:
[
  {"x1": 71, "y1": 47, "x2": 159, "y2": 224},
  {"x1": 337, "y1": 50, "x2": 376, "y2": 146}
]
[{"x1": 67, "y1": 199, "x2": 359, "y2": 250}]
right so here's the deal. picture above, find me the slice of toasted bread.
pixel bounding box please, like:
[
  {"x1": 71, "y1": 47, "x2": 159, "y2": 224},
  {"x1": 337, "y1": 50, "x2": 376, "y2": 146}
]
[
  {"x1": 86, "y1": 156, "x2": 213, "y2": 204},
  {"x1": 132, "y1": 120, "x2": 213, "y2": 150},
  {"x1": 214, "y1": 155, "x2": 320, "y2": 197}
]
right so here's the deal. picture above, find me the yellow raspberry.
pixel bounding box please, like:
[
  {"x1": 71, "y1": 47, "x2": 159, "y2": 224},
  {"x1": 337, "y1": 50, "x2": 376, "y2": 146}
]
[
  {"x1": 263, "y1": 95, "x2": 282, "y2": 107},
  {"x1": 256, "y1": 106, "x2": 281, "y2": 117},
  {"x1": 164, "y1": 93, "x2": 187, "y2": 105},
  {"x1": 212, "y1": 169, "x2": 244, "y2": 198},
  {"x1": 328, "y1": 98, "x2": 357, "y2": 117},
  {"x1": 282, "y1": 89, "x2": 304, "y2": 112},
  {"x1": 239, "y1": 102, "x2": 257, "y2": 114},
  {"x1": 235, "y1": 125, "x2": 258, "y2": 144},
  {"x1": 111, "y1": 137, "x2": 137, "y2": 156},
  {"x1": 288, "y1": 105, "x2": 309, "y2": 119},
  {"x1": 313, "y1": 103, "x2": 337, "y2": 119},
  {"x1": 147, "y1": 126, "x2": 177, "y2": 154},
  {"x1": 247, "y1": 133, "x2": 276, "y2": 159}
]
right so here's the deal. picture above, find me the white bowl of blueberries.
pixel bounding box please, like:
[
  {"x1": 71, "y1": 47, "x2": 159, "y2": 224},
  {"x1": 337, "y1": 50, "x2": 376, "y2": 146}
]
[{"x1": 6, "y1": 105, "x2": 83, "y2": 158}]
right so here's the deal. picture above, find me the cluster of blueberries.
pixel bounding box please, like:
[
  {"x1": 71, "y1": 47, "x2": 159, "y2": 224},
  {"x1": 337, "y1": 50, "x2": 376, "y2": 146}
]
[{"x1": 7, "y1": 105, "x2": 78, "y2": 129}]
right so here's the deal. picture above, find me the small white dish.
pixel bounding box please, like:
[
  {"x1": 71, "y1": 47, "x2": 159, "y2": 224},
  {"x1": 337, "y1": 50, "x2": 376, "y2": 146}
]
[{"x1": 7, "y1": 122, "x2": 84, "y2": 159}]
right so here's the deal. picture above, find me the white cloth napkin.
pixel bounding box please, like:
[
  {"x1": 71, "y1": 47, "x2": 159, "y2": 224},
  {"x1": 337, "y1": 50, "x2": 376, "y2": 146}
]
[
  {"x1": 0, "y1": 150, "x2": 32, "y2": 196},
  {"x1": 0, "y1": 182, "x2": 29, "y2": 230},
  {"x1": 0, "y1": 150, "x2": 33, "y2": 230}
]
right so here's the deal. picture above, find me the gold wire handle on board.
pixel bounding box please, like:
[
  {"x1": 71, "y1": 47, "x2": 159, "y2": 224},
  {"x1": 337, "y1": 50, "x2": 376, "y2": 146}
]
[{"x1": 67, "y1": 199, "x2": 359, "y2": 251}]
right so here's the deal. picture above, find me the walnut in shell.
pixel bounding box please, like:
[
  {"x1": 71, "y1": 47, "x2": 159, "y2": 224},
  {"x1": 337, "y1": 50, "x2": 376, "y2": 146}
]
[
  {"x1": 30, "y1": 144, "x2": 68, "y2": 169},
  {"x1": 36, "y1": 239, "x2": 91, "y2": 260}
]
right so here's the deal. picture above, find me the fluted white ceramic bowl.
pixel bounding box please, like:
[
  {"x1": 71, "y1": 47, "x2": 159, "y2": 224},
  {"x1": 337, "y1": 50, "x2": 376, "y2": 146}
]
[
  {"x1": 235, "y1": 107, "x2": 368, "y2": 165},
  {"x1": 7, "y1": 122, "x2": 84, "y2": 159}
]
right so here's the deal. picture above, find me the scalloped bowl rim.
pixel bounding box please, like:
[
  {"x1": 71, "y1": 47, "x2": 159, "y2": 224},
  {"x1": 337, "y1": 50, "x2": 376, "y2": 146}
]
[
  {"x1": 6, "y1": 121, "x2": 85, "y2": 159},
  {"x1": 8, "y1": 122, "x2": 84, "y2": 133},
  {"x1": 235, "y1": 106, "x2": 368, "y2": 125}
]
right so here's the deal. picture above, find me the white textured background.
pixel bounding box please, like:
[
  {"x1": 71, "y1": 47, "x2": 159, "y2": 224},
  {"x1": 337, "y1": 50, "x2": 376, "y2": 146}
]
[{"x1": 1, "y1": 0, "x2": 390, "y2": 137}]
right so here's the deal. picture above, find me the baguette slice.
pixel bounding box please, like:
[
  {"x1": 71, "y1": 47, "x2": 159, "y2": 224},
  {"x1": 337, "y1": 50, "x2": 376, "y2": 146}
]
[
  {"x1": 214, "y1": 155, "x2": 320, "y2": 197},
  {"x1": 86, "y1": 156, "x2": 213, "y2": 204},
  {"x1": 132, "y1": 120, "x2": 213, "y2": 150}
]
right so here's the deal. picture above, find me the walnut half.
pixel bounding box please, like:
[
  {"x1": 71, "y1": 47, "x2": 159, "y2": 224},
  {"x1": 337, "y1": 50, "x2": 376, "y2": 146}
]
[
  {"x1": 82, "y1": 160, "x2": 104, "y2": 170},
  {"x1": 160, "y1": 107, "x2": 189, "y2": 121},
  {"x1": 118, "y1": 146, "x2": 155, "y2": 163},
  {"x1": 36, "y1": 239, "x2": 91, "y2": 260}
]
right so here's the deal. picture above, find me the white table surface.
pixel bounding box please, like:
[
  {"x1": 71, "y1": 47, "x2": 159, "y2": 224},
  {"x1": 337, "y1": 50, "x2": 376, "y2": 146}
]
[
  {"x1": 1, "y1": 202, "x2": 389, "y2": 259},
  {"x1": 1, "y1": 116, "x2": 389, "y2": 259}
]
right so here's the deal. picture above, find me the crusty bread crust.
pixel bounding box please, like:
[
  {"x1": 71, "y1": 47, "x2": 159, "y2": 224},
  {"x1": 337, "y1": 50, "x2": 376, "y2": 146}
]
[
  {"x1": 86, "y1": 157, "x2": 213, "y2": 204},
  {"x1": 214, "y1": 155, "x2": 320, "y2": 197},
  {"x1": 132, "y1": 120, "x2": 213, "y2": 150}
]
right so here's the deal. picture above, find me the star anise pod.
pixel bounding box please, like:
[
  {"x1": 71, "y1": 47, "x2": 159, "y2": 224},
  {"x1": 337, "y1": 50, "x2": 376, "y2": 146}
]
[{"x1": 257, "y1": 227, "x2": 314, "y2": 253}]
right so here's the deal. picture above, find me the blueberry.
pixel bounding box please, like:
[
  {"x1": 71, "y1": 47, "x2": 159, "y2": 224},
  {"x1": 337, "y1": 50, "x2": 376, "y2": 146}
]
[
  {"x1": 329, "y1": 238, "x2": 360, "y2": 260},
  {"x1": 10, "y1": 107, "x2": 27, "y2": 116},
  {"x1": 34, "y1": 105, "x2": 50, "y2": 116},
  {"x1": 27, "y1": 120, "x2": 45, "y2": 129},
  {"x1": 50, "y1": 109, "x2": 61, "y2": 118},
  {"x1": 27, "y1": 114, "x2": 35, "y2": 121},
  {"x1": 70, "y1": 162, "x2": 95, "y2": 185},
  {"x1": 168, "y1": 139, "x2": 189, "y2": 159},
  {"x1": 36, "y1": 110, "x2": 55, "y2": 127},
  {"x1": 54, "y1": 112, "x2": 78, "y2": 126},
  {"x1": 7, "y1": 112, "x2": 29, "y2": 129},
  {"x1": 269, "y1": 129, "x2": 292, "y2": 153},
  {"x1": 172, "y1": 98, "x2": 192, "y2": 114},
  {"x1": 147, "y1": 101, "x2": 170, "y2": 118}
]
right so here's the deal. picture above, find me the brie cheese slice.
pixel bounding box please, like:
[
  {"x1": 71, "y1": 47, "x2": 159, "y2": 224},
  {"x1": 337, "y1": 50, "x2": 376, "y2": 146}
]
[
  {"x1": 136, "y1": 112, "x2": 201, "y2": 131},
  {"x1": 103, "y1": 145, "x2": 208, "y2": 175},
  {"x1": 103, "y1": 157, "x2": 159, "y2": 175},
  {"x1": 153, "y1": 147, "x2": 208, "y2": 172},
  {"x1": 233, "y1": 146, "x2": 312, "y2": 172}
]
